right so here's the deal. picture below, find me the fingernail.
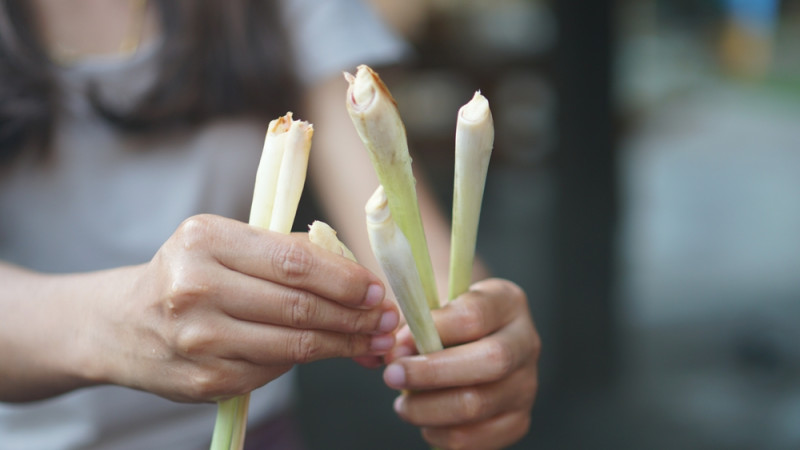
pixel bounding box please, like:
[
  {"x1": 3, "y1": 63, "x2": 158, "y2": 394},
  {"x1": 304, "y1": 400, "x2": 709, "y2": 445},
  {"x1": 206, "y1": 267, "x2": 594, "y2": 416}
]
[
  {"x1": 377, "y1": 310, "x2": 399, "y2": 333},
  {"x1": 363, "y1": 284, "x2": 384, "y2": 307},
  {"x1": 370, "y1": 334, "x2": 394, "y2": 352},
  {"x1": 393, "y1": 395, "x2": 405, "y2": 414},
  {"x1": 384, "y1": 363, "x2": 406, "y2": 389}
]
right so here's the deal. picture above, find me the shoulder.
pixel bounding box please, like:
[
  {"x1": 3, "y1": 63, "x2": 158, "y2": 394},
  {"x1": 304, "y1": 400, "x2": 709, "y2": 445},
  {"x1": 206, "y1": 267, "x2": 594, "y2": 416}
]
[{"x1": 277, "y1": 0, "x2": 411, "y2": 86}]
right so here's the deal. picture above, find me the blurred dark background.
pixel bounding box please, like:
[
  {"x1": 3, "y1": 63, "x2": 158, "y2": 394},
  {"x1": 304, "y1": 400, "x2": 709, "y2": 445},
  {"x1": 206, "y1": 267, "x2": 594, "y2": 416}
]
[{"x1": 296, "y1": 0, "x2": 800, "y2": 448}]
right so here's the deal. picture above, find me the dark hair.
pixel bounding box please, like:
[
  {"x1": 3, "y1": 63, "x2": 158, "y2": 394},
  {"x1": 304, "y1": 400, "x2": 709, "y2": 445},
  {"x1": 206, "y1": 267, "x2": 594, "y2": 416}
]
[{"x1": 0, "y1": 0, "x2": 297, "y2": 162}]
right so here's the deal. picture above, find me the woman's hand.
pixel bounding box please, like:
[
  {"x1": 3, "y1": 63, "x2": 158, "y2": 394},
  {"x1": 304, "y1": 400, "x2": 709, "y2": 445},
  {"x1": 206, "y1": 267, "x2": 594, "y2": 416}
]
[
  {"x1": 382, "y1": 278, "x2": 539, "y2": 450},
  {"x1": 88, "y1": 214, "x2": 398, "y2": 403}
]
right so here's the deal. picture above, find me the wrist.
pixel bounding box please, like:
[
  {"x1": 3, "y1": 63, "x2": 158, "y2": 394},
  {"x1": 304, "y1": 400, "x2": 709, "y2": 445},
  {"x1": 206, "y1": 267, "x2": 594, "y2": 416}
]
[{"x1": 68, "y1": 265, "x2": 145, "y2": 389}]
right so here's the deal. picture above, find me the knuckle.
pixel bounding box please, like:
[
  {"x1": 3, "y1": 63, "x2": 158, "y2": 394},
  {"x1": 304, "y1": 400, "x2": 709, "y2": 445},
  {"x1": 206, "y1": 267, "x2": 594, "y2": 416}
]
[
  {"x1": 346, "y1": 333, "x2": 370, "y2": 356},
  {"x1": 502, "y1": 279, "x2": 528, "y2": 309},
  {"x1": 284, "y1": 290, "x2": 316, "y2": 328},
  {"x1": 186, "y1": 369, "x2": 226, "y2": 400},
  {"x1": 173, "y1": 323, "x2": 212, "y2": 356},
  {"x1": 459, "y1": 298, "x2": 488, "y2": 337},
  {"x1": 458, "y1": 388, "x2": 485, "y2": 421},
  {"x1": 273, "y1": 240, "x2": 314, "y2": 283},
  {"x1": 485, "y1": 339, "x2": 515, "y2": 380},
  {"x1": 163, "y1": 267, "x2": 212, "y2": 317},
  {"x1": 175, "y1": 215, "x2": 215, "y2": 252},
  {"x1": 500, "y1": 277, "x2": 525, "y2": 297},
  {"x1": 351, "y1": 308, "x2": 379, "y2": 333},
  {"x1": 517, "y1": 371, "x2": 539, "y2": 410},
  {"x1": 338, "y1": 269, "x2": 364, "y2": 294},
  {"x1": 291, "y1": 330, "x2": 320, "y2": 363},
  {"x1": 186, "y1": 365, "x2": 256, "y2": 402}
]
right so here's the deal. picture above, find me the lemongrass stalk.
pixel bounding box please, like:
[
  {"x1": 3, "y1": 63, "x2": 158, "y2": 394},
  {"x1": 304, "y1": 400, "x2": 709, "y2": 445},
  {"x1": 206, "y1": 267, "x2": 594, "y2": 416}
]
[
  {"x1": 308, "y1": 220, "x2": 357, "y2": 262},
  {"x1": 366, "y1": 186, "x2": 443, "y2": 354},
  {"x1": 210, "y1": 395, "x2": 250, "y2": 450},
  {"x1": 211, "y1": 113, "x2": 313, "y2": 450},
  {"x1": 249, "y1": 114, "x2": 292, "y2": 227},
  {"x1": 345, "y1": 65, "x2": 440, "y2": 311},
  {"x1": 269, "y1": 120, "x2": 313, "y2": 233},
  {"x1": 448, "y1": 92, "x2": 494, "y2": 301}
]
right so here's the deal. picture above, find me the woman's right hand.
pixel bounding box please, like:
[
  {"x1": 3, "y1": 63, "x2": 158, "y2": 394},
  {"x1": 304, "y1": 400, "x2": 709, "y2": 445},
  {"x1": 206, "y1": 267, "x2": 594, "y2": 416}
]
[{"x1": 86, "y1": 214, "x2": 398, "y2": 403}]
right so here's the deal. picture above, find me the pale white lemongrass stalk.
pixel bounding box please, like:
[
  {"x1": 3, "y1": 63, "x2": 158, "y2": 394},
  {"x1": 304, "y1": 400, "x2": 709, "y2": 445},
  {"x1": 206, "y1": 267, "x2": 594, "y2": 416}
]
[
  {"x1": 308, "y1": 220, "x2": 357, "y2": 262},
  {"x1": 345, "y1": 65, "x2": 440, "y2": 311},
  {"x1": 211, "y1": 113, "x2": 313, "y2": 450},
  {"x1": 269, "y1": 120, "x2": 313, "y2": 233},
  {"x1": 248, "y1": 114, "x2": 292, "y2": 227},
  {"x1": 448, "y1": 92, "x2": 494, "y2": 301},
  {"x1": 366, "y1": 186, "x2": 443, "y2": 354}
]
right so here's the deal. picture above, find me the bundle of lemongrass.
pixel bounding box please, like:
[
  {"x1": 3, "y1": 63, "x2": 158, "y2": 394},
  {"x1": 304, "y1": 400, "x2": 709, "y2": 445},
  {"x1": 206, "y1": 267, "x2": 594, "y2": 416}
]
[
  {"x1": 210, "y1": 113, "x2": 312, "y2": 450},
  {"x1": 211, "y1": 63, "x2": 493, "y2": 448},
  {"x1": 345, "y1": 65, "x2": 494, "y2": 355}
]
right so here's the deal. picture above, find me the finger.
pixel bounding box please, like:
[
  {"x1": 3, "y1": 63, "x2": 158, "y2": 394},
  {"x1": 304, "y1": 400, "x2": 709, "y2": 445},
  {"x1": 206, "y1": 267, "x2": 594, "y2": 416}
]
[
  {"x1": 384, "y1": 339, "x2": 416, "y2": 364},
  {"x1": 215, "y1": 270, "x2": 399, "y2": 335},
  {"x1": 383, "y1": 317, "x2": 539, "y2": 390},
  {"x1": 393, "y1": 366, "x2": 537, "y2": 427},
  {"x1": 176, "y1": 215, "x2": 385, "y2": 309},
  {"x1": 421, "y1": 410, "x2": 531, "y2": 450},
  {"x1": 352, "y1": 355, "x2": 384, "y2": 369},
  {"x1": 167, "y1": 313, "x2": 396, "y2": 365},
  {"x1": 433, "y1": 278, "x2": 527, "y2": 347},
  {"x1": 165, "y1": 358, "x2": 291, "y2": 404},
  {"x1": 386, "y1": 278, "x2": 524, "y2": 363},
  {"x1": 226, "y1": 321, "x2": 397, "y2": 364}
]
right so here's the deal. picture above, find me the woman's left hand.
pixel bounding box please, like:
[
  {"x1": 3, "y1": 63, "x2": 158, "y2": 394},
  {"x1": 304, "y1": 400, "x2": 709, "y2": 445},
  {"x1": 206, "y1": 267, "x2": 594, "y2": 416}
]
[{"x1": 382, "y1": 278, "x2": 540, "y2": 450}]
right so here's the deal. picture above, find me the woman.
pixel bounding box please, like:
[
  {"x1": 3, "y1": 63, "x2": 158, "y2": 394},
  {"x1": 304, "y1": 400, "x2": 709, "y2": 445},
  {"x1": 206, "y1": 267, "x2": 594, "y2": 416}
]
[{"x1": 0, "y1": 0, "x2": 540, "y2": 448}]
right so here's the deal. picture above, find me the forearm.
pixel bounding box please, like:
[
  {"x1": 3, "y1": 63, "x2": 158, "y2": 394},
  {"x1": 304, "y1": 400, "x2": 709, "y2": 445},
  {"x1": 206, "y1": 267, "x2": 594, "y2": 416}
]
[{"x1": 0, "y1": 261, "x2": 134, "y2": 402}]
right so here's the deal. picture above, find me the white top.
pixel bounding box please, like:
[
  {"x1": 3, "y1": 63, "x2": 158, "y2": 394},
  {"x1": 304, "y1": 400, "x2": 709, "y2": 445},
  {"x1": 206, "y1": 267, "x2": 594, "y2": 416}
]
[{"x1": 0, "y1": 0, "x2": 407, "y2": 448}]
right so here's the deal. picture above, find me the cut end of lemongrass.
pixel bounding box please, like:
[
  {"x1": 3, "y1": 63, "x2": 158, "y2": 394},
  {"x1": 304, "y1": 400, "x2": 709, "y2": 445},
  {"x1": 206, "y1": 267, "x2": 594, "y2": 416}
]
[
  {"x1": 268, "y1": 117, "x2": 313, "y2": 234},
  {"x1": 346, "y1": 65, "x2": 397, "y2": 113},
  {"x1": 268, "y1": 112, "x2": 293, "y2": 134},
  {"x1": 250, "y1": 113, "x2": 296, "y2": 229},
  {"x1": 365, "y1": 185, "x2": 442, "y2": 355},
  {"x1": 459, "y1": 91, "x2": 491, "y2": 124},
  {"x1": 216, "y1": 113, "x2": 313, "y2": 450},
  {"x1": 345, "y1": 64, "x2": 439, "y2": 311},
  {"x1": 448, "y1": 92, "x2": 495, "y2": 301},
  {"x1": 365, "y1": 185, "x2": 391, "y2": 224},
  {"x1": 308, "y1": 220, "x2": 356, "y2": 262},
  {"x1": 352, "y1": 72, "x2": 375, "y2": 109}
]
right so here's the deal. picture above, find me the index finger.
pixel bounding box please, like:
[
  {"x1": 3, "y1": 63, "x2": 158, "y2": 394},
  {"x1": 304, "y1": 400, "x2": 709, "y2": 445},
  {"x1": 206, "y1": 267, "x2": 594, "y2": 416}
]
[
  {"x1": 385, "y1": 278, "x2": 526, "y2": 363},
  {"x1": 384, "y1": 318, "x2": 539, "y2": 390},
  {"x1": 432, "y1": 278, "x2": 527, "y2": 346},
  {"x1": 186, "y1": 215, "x2": 385, "y2": 309}
]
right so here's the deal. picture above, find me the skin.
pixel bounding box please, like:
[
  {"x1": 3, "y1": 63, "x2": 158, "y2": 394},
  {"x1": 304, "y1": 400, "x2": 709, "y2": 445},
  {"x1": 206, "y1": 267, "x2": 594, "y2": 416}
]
[
  {"x1": 384, "y1": 279, "x2": 540, "y2": 450},
  {"x1": 0, "y1": 217, "x2": 398, "y2": 403},
  {"x1": 1, "y1": 1, "x2": 541, "y2": 448},
  {"x1": 304, "y1": 60, "x2": 540, "y2": 450}
]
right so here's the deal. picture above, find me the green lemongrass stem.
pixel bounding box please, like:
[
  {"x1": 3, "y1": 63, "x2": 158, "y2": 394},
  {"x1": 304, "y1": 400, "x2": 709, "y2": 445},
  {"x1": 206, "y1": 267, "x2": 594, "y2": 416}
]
[
  {"x1": 366, "y1": 186, "x2": 443, "y2": 354},
  {"x1": 308, "y1": 220, "x2": 357, "y2": 262},
  {"x1": 448, "y1": 92, "x2": 494, "y2": 301},
  {"x1": 210, "y1": 395, "x2": 250, "y2": 450},
  {"x1": 211, "y1": 113, "x2": 313, "y2": 450},
  {"x1": 345, "y1": 65, "x2": 440, "y2": 311}
]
